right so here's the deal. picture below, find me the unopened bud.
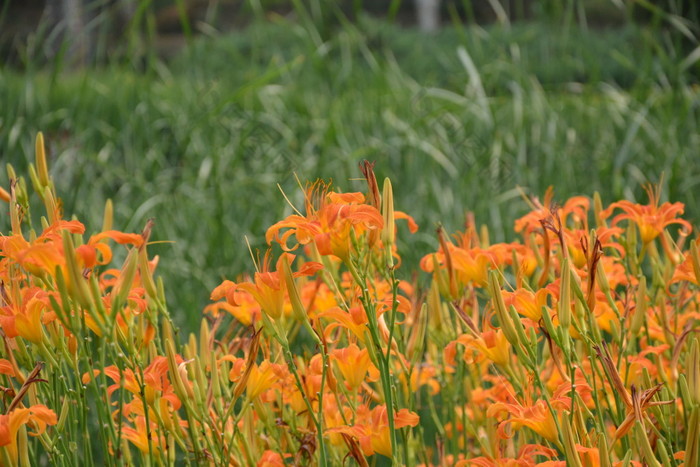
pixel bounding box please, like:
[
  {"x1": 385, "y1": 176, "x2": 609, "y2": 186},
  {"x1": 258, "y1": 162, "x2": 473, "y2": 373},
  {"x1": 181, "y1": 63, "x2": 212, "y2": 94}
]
[
  {"x1": 559, "y1": 257, "x2": 571, "y2": 331},
  {"x1": 111, "y1": 248, "x2": 139, "y2": 315},
  {"x1": 102, "y1": 199, "x2": 113, "y2": 232},
  {"x1": 281, "y1": 255, "x2": 307, "y2": 323},
  {"x1": 630, "y1": 276, "x2": 647, "y2": 336},
  {"x1": 381, "y1": 178, "x2": 395, "y2": 247},
  {"x1": 62, "y1": 231, "x2": 93, "y2": 311},
  {"x1": 561, "y1": 411, "x2": 583, "y2": 467},
  {"x1": 685, "y1": 408, "x2": 699, "y2": 467},
  {"x1": 691, "y1": 240, "x2": 700, "y2": 286},
  {"x1": 593, "y1": 191, "x2": 606, "y2": 229},
  {"x1": 35, "y1": 132, "x2": 50, "y2": 187},
  {"x1": 689, "y1": 337, "x2": 700, "y2": 405},
  {"x1": 488, "y1": 270, "x2": 519, "y2": 349}
]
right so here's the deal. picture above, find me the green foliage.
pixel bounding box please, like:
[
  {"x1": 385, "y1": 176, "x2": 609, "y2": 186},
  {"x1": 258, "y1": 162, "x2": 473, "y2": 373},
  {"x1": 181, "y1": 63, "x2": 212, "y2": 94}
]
[{"x1": 1, "y1": 15, "x2": 699, "y2": 330}]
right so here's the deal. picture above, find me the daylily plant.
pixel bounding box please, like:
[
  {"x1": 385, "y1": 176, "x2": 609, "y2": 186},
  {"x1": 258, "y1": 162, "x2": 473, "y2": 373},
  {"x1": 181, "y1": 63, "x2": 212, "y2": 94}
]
[{"x1": 0, "y1": 133, "x2": 698, "y2": 466}]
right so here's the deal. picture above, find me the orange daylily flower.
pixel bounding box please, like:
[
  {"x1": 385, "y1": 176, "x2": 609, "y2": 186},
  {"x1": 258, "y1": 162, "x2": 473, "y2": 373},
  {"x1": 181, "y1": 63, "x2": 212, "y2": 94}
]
[
  {"x1": 602, "y1": 184, "x2": 692, "y2": 244},
  {"x1": 121, "y1": 416, "x2": 167, "y2": 454},
  {"x1": 456, "y1": 443, "x2": 558, "y2": 466},
  {"x1": 446, "y1": 328, "x2": 510, "y2": 367},
  {"x1": 246, "y1": 360, "x2": 278, "y2": 400},
  {"x1": 206, "y1": 280, "x2": 262, "y2": 325},
  {"x1": 0, "y1": 286, "x2": 57, "y2": 344},
  {"x1": 514, "y1": 189, "x2": 590, "y2": 235},
  {"x1": 331, "y1": 344, "x2": 378, "y2": 391},
  {"x1": 487, "y1": 382, "x2": 586, "y2": 443},
  {"x1": 85, "y1": 356, "x2": 182, "y2": 410},
  {"x1": 210, "y1": 254, "x2": 322, "y2": 321},
  {"x1": 0, "y1": 405, "x2": 57, "y2": 461},
  {"x1": 0, "y1": 360, "x2": 15, "y2": 376},
  {"x1": 502, "y1": 287, "x2": 552, "y2": 322},
  {"x1": 266, "y1": 183, "x2": 384, "y2": 260},
  {"x1": 257, "y1": 450, "x2": 286, "y2": 467},
  {"x1": 327, "y1": 405, "x2": 419, "y2": 458},
  {"x1": 321, "y1": 305, "x2": 370, "y2": 343}
]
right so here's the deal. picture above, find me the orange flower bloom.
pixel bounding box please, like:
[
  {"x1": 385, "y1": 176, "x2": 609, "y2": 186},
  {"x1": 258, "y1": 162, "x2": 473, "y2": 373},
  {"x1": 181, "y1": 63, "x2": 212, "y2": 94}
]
[
  {"x1": 456, "y1": 444, "x2": 558, "y2": 466},
  {"x1": 210, "y1": 254, "x2": 322, "y2": 321},
  {"x1": 0, "y1": 286, "x2": 56, "y2": 344},
  {"x1": 0, "y1": 405, "x2": 57, "y2": 461},
  {"x1": 514, "y1": 189, "x2": 590, "y2": 235},
  {"x1": 121, "y1": 416, "x2": 167, "y2": 454},
  {"x1": 602, "y1": 184, "x2": 692, "y2": 244},
  {"x1": 486, "y1": 382, "x2": 584, "y2": 443},
  {"x1": 331, "y1": 344, "x2": 378, "y2": 391},
  {"x1": 246, "y1": 360, "x2": 278, "y2": 400},
  {"x1": 328, "y1": 405, "x2": 419, "y2": 457},
  {"x1": 257, "y1": 450, "x2": 286, "y2": 467},
  {"x1": 266, "y1": 183, "x2": 384, "y2": 261},
  {"x1": 321, "y1": 305, "x2": 370, "y2": 343},
  {"x1": 85, "y1": 356, "x2": 182, "y2": 410},
  {"x1": 502, "y1": 287, "x2": 552, "y2": 322},
  {"x1": 446, "y1": 328, "x2": 510, "y2": 367}
]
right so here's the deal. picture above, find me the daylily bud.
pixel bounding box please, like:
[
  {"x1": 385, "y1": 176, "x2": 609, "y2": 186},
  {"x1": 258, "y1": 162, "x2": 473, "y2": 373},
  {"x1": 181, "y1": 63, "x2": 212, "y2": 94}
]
[
  {"x1": 165, "y1": 338, "x2": 191, "y2": 404},
  {"x1": 627, "y1": 223, "x2": 639, "y2": 275},
  {"x1": 43, "y1": 187, "x2": 58, "y2": 224},
  {"x1": 406, "y1": 303, "x2": 428, "y2": 365},
  {"x1": 689, "y1": 337, "x2": 700, "y2": 405},
  {"x1": 438, "y1": 227, "x2": 458, "y2": 299},
  {"x1": 593, "y1": 191, "x2": 606, "y2": 228},
  {"x1": 679, "y1": 374, "x2": 692, "y2": 411},
  {"x1": 18, "y1": 425, "x2": 30, "y2": 466},
  {"x1": 281, "y1": 255, "x2": 307, "y2": 323},
  {"x1": 9, "y1": 180, "x2": 21, "y2": 235},
  {"x1": 381, "y1": 178, "x2": 395, "y2": 247},
  {"x1": 630, "y1": 276, "x2": 647, "y2": 336},
  {"x1": 596, "y1": 260, "x2": 610, "y2": 295},
  {"x1": 685, "y1": 407, "x2": 699, "y2": 467},
  {"x1": 210, "y1": 351, "x2": 222, "y2": 401},
  {"x1": 559, "y1": 257, "x2": 571, "y2": 331},
  {"x1": 488, "y1": 270, "x2": 519, "y2": 349},
  {"x1": 597, "y1": 432, "x2": 613, "y2": 467},
  {"x1": 558, "y1": 259, "x2": 573, "y2": 355},
  {"x1": 55, "y1": 396, "x2": 72, "y2": 433},
  {"x1": 35, "y1": 132, "x2": 50, "y2": 187},
  {"x1": 540, "y1": 305, "x2": 558, "y2": 345},
  {"x1": 427, "y1": 279, "x2": 444, "y2": 332},
  {"x1": 691, "y1": 240, "x2": 700, "y2": 285},
  {"x1": 634, "y1": 420, "x2": 662, "y2": 467},
  {"x1": 62, "y1": 231, "x2": 94, "y2": 312},
  {"x1": 479, "y1": 224, "x2": 489, "y2": 247},
  {"x1": 102, "y1": 199, "x2": 113, "y2": 232},
  {"x1": 199, "y1": 319, "x2": 211, "y2": 365},
  {"x1": 656, "y1": 437, "x2": 672, "y2": 467},
  {"x1": 561, "y1": 411, "x2": 583, "y2": 467},
  {"x1": 139, "y1": 247, "x2": 158, "y2": 300},
  {"x1": 111, "y1": 248, "x2": 139, "y2": 316}
]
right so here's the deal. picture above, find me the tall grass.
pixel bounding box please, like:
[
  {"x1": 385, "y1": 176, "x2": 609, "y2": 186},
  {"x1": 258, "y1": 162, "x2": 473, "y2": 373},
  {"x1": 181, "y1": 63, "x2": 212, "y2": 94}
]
[{"x1": 2, "y1": 13, "x2": 699, "y2": 330}]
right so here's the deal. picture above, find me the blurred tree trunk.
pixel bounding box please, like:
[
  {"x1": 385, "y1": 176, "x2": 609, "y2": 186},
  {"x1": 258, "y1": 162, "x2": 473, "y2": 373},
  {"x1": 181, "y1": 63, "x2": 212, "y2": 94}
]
[
  {"x1": 58, "y1": 0, "x2": 87, "y2": 65},
  {"x1": 415, "y1": 0, "x2": 440, "y2": 32}
]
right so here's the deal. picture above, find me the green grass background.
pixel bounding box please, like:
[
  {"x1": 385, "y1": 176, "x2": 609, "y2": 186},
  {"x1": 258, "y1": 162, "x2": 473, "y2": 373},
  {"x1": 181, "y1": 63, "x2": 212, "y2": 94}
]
[{"x1": 2, "y1": 10, "x2": 699, "y2": 330}]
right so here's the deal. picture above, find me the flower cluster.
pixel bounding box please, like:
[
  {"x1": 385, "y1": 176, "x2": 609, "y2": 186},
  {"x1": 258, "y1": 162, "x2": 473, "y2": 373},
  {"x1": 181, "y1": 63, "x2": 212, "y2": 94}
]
[{"x1": 0, "y1": 135, "x2": 698, "y2": 466}]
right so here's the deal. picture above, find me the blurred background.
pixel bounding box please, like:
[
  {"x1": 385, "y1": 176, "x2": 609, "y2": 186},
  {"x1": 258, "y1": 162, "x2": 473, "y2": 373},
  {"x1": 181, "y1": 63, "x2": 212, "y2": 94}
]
[{"x1": 1, "y1": 0, "x2": 699, "y2": 330}]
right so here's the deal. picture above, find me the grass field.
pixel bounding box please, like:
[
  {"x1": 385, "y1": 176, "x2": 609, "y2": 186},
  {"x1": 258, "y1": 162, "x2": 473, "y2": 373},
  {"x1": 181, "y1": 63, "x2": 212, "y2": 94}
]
[
  {"x1": 3, "y1": 5, "x2": 700, "y2": 465},
  {"x1": 2, "y1": 14, "x2": 699, "y2": 330}
]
